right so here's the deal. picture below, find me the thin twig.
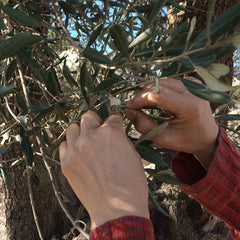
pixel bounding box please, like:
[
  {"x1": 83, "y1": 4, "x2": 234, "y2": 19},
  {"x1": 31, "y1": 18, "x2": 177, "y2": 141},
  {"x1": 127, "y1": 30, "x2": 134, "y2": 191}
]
[
  {"x1": 27, "y1": 169, "x2": 44, "y2": 240},
  {"x1": 34, "y1": 134, "x2": 89, "y2": 239},
  {"x1": 4, "y1": 97, "x2": 21, "y2": 124},
  {"x1": 220, "y1": 123, "x2": 240, "y2": 136}
]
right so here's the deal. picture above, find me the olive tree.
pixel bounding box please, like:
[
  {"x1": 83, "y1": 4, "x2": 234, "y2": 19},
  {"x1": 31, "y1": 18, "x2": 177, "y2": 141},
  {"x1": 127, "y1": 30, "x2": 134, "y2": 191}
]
[{"x1": 0, "y1": 0, "x2": 239, "y2": 239}]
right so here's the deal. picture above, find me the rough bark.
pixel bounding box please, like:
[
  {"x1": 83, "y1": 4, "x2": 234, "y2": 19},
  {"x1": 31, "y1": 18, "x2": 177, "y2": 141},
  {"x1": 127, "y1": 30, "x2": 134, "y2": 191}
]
[{"x1": 0, "y1": 142, "x2": 80, "y2": 240}]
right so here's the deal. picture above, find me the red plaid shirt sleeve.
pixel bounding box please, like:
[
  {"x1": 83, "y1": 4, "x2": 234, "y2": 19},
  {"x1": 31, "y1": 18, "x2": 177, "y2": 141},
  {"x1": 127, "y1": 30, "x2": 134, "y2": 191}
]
[
  {"x1": 172, "y1": 126, "x2": 240, "y2": 239},
  {"x1": 89, "y1": 216, "x2": 154, "y2": 240}
]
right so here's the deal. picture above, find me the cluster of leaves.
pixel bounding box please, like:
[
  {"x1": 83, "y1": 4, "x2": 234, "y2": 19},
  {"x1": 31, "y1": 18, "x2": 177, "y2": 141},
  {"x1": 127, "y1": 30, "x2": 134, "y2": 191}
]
[{"x1": 0, "y1": 0, "x2": 240, "y2": 218}]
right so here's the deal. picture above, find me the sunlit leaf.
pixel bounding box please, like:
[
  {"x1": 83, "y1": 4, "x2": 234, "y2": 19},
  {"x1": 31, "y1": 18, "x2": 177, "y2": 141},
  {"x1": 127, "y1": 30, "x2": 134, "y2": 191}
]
[
  {"x1": 109, "y1": 96, "x2": 121, "y2": 106},
  {"x1": 181, "y1": 78, "x2": 231, "y2": 103},
  {"x1": 129, "y1": 28, "x2": 152, "y2": 48},
  {"x1": 232, "y1": 35, "x2": 240, "y2": 51},
  {"x1": 194, "y1": 64, "x2": 234, "y2": 92},
  {"x1": 135, "y1": 122, "x2": 169, "y2": 146},
  {"x1": 0, "y1": 16, "x2": 7, "y2": 29},
  {"x1": 207, "y1": 63, "x2": 230, "y2": 78}
]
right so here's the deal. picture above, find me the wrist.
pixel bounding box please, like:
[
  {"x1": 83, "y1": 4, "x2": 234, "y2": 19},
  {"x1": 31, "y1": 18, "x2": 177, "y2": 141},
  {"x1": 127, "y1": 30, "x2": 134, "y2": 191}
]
[
  {"x1": 90, "y1": 206, "x2": 150, "y2": 229},
  {"x1": 193, "y1": 126, "x2": 219, "y2": 170}
]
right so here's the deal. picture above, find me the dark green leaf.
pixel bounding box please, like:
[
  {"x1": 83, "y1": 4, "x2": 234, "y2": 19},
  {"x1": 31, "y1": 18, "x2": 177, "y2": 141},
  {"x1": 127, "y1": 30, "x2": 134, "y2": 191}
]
[
  {"x1": 59, "y1": 1, "x2": 75, "y2": 15},
  {"x1": 0, "y1": 3, "x2": 39, "y2": 28},
  {"x1": 0, "y1": 145, "x2": 10, "y2": 155},
  {"x1": 63, "y1": 66, "x2": 78, "y2": 87},
  {"x1": 147, "y1": 0, "x2": 167, "y2": 28},
  {"x1": 0, "y1": 164, "x2": 11, "y2": 187},
  {"x1": 181, "y1": 78, "x2": 231, "y2": 103},
  {"x1": 0, "y1": 85, "x2": 14, "y2": 98},
  {"x1": 94, "y1": 74, "x2": 123, "y2": 92},
  {"x1": 6, "y1": 59, "x2": 17, "y2": 82},
  {"x1": 193, "y1": 2, "x2": 240, "y2": 46},
  {"x1": 164, "y1": 22, "x2": 188, "y2": 46},
  {"x1": 0, "y1": 16, "x2": 7, "y2": 30},
  {"x1": 136, "y1": 143, "x2": 168, "y2": 166},
  {"x1": 80, "y1": 62, "x2": 91, "y2": 105},
  {"x1": 109, "y1": 24, "x2": 129, "y2": 57},
  {"x1": 0, "y1": 32, "x2": 42, "y2": 61},
  {"x1": 16, "y1": 94, "x2": 28, "y2": 114},
  {"x1": 161, "y1": 61, "x2": 180, "y2": 77},
  {"x1": 149, "y1": 190, "x2": 169, "y2": 217},
  {"x1": 83, "y1": 47, "x2": 111, "y2": 65},
  {"x1": 20, "y1": 127, "x2": 33, "y2": 167},
  {"x1": 96, "y1": 96, "x2": 109, "y2": 121},
  {"x1": 42, "y1": 70, "x2": 60, "y2": 96},
  {"x1": 215, "y1": 114, "x2": 240, "y2": 121},
  {"x1": 29, "y1": 102, "x2": 48, "y2": 114},
  {"x1": 87, "y1": 23, "x2": 104, "y2": 47},
  {"x1": 146, "y1": 169, "x2": 182, "y2": 185}
]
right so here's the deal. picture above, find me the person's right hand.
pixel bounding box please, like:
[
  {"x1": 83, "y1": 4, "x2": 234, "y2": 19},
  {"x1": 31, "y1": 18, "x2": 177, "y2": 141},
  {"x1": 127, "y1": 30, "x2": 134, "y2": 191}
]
[{"x1": 125, "y1": 78, "x2": 219, "y2": 169}]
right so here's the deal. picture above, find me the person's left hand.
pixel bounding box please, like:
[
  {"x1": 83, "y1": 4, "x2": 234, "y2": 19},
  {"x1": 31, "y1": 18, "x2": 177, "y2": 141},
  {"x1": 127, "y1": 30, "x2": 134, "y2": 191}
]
[{"x1": 59, "y1": 111, "x2": 149, "y2": 229}]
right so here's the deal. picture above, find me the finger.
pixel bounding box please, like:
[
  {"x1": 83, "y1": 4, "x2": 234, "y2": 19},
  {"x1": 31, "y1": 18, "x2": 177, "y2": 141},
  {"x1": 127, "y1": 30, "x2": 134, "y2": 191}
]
[
  {"x1": 143, "y1": 79, "x2": 187, "y2": 93},
  {"x1": 66, "y1": 123, "x2": 80, "y2": 147},
  {"x1": 125, "y1": 109, "x2": 182, "y2": 149},
  {"x1": 125, "y1": 109, "x2": 158, "y2": 134},
  {"x1": 81, "y1": 111, "x2": 103, "y2": 134},
  {"x1": 160, "y1": 78, "x2": 187, "y2": 93},
  {"x1": 127, "y1": 87, "x2": 186, "y2": 115},
  {"x1": 59, "y1": 141, "x2": 67, "y2": 162},
  {"x1": 102, "y1": 113, "x2": 124, "y2": 130}
]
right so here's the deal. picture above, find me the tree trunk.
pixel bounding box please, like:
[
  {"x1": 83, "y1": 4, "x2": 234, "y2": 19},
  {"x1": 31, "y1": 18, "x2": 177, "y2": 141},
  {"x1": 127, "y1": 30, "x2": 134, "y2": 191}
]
[{"x1": 0, "y1": 142, "x2": 80, "y2": 240}]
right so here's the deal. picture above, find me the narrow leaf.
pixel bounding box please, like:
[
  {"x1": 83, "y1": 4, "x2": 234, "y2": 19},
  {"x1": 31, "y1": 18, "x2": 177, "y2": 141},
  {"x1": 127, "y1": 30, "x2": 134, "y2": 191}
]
[
  {"x1": 0, "y1": 32, "x2": 42, "y2": 61},
  {"x1": 0, "y1": 164, "x2": 11, "y2": 187},
  {"x1": 232, "y1": 35, "x2": 240, "y2": 51},
  {"x1": 136, "y1": 143, "x2": 168, "y2": 166},
  {"x1": 19, "y1": 127, "x2": 33, "y2": 167},
  {"x1": 0, "y1": 3, "x2": 39, "y2": 28},
  {"x1": 87, "y1": 23, "x2": 104, "y2": 47},
  {"x1": 0, "y1": 145, "x2": 10, "y2": 155},
  {"x1": 129, "y1": 28, "x2": 152, "y2": 48},
  {"x1": 6, "y1": 59, "x2": 17, "y2": 81},
  {"x1": 0, "y1": 85, "x2": 14, "y2": 98},
  {"x1": 193, "y1": 2, "x2": 240, "y2": 46},
  {"x1": 80, "y1": 62, "x2": 91, "y2": 105},
  {"x1": 63, "y1": 66, "x2": 78, "y2": 87},
  {"x1": 207, "y1": 63, "x2": 230, "y2": 78},
  {"x1": 135, "y1": 122, "x2": 169, "y2": 146},
  {"x1": 181, "y1": 78, "x2": 231, "y2": 104},
  {"x1": 109, "y1": 24, "x2": 129, "y2": 57},
  {"x1": 193, "y1": 63, "x2": 234, "y2": 92},
  {"x1": 149, "y1": 190, "x2": 169, "y2": 217},
  {"x1": 147, "y1": 0, "x2": 167, "y2": 28},
  {"x1": 215, "y1": 114, "x2": 240, "y2": 121},
  {"x1": 146, "y1": 169, "x2": 181, "y2": 185},
  {"x1": 0, "y1": 16, "x2": 7, "y2": 30},
  {"x1": 94, "y1": 74, "x2": 123, "y2": 92},
  {"x1": 83, "y1": 47, "x2": 111, "y2": 65}
]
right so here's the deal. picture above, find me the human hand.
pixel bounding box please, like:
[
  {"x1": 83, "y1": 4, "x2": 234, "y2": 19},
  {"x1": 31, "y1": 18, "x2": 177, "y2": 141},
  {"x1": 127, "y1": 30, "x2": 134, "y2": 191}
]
[
  {"x1": 59, "y1": 111, "x2": 149, "y2": 229},
  {"x1": 125, "y1": 78, "x2": 219, "y2": 169}
]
